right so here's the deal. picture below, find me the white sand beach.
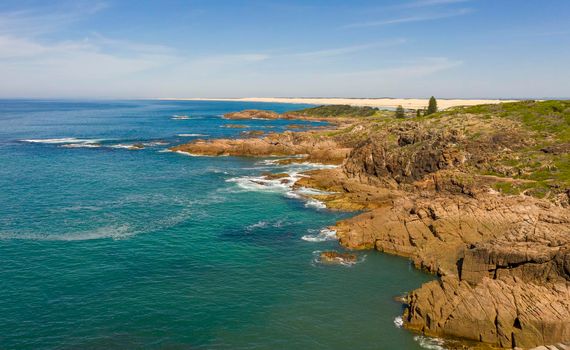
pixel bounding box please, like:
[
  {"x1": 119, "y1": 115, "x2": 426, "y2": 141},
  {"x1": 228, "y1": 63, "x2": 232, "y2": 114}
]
[{"x1": 159, "y1": 97, "x2": 519, "y2": 110}]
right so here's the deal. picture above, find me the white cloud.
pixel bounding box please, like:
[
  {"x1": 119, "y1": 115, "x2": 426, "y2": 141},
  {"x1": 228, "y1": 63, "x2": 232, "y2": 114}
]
[
  {"x1": 0, "y1": 2, "x2": 465, "y2": 98},
  {"x1": 0, "y1": 2, "x2": 108, "y2": 36},
  {"x1": 290, "y1": 39, "x2": 406, "y2": 59},
  {"x1": 344, "y1": 8, "x2": 472, "y2": 28}
]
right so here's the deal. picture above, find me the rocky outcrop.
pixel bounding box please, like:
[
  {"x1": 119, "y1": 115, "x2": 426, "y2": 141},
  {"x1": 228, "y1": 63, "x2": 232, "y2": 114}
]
[
  {"x1": 170, "y1": 131, "x2": 352, "y2": 164},
  {"x1": 460, "y1": 241, "x2": 570, "y2": 285},
  {"x1": 319, "y1": 251, "x2": 357, "y2": 264},
  {"x1": 334, "y1": 191, "x2": 570, "y2": 274},
  {"x1": 342, "y1": 119, "x2": 534, "y2": 188},
  {"x1": 319, "y1": 119, "x2": 570, "y2": 348},
  {"x1": 405, "y1": 277, "x2": 570, "y2": 349},
  {"x1": 224, "y1": 109, "x2": 280, "y2": 120}
]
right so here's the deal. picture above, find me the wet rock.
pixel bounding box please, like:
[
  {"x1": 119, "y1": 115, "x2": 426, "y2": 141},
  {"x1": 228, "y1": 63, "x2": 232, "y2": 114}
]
[
  {"x1": 319, "y1": 251, "x2": 357, "y2": 264},
  {"x1": 262, "y1": 172, "x2": 290, "y2": 180},
  {"x1": 129, "y1": 143, "x2": 145, "y2": 150}
]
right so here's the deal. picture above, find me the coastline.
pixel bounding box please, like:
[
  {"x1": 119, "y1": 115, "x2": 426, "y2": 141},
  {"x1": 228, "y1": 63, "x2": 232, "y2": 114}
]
[
  {"x1": 157, "y1": 97, "x2": 520, "y2": 110},
  {"x1": 170, "y1": 104, "x2": 570, "y2": 349}
]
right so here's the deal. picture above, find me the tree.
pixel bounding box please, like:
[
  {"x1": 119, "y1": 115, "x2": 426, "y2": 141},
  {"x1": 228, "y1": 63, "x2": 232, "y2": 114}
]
[
  {"x1": 426, "y1": 96, "x2": 438, "y2": 115},
  {"x1": 416, "y1": 109, "x2": 422, "y2": 118},
  {"x1": 395, "y1": 105, "x2": 406, "y2": 118}
]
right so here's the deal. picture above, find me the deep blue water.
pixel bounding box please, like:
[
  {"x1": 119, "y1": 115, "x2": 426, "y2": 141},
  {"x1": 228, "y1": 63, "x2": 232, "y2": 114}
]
[{"x1": 0, "y1": 100, "x2": 434, "y2": 349}]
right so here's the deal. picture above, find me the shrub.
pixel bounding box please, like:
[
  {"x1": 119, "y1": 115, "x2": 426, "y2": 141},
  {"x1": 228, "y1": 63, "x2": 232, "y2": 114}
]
[{"x1": 395, "y1": 105, "x2": 406, "y2": 118}]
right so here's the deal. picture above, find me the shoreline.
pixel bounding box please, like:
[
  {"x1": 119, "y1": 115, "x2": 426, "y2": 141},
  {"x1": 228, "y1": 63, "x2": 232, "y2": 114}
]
[
  {"x1": 157, "y1": 97, "x2": 520, "y2": 110},
  {"x1": 170, "y1": 105, "x2": 570, "y2": 349}
]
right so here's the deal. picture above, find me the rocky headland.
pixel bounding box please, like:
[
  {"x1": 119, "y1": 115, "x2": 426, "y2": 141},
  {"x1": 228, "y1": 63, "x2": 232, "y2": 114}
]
[{"x1": 171, "y1": 102, "x2": 570, "y2": 349}]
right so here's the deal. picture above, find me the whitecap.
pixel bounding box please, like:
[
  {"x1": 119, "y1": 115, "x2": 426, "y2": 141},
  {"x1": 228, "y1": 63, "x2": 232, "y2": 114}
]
[
  {"x1": 60, "y1": 143, "x2": 101, "y2": 148},
  {"x1": 256, "y1": 155, "x2": 309, "y2": 166},
  {"x1": 284, "y1": 191, "x2": 302, "y2": 199},
  {"x1": 109, "y1": 144, "x2": 144, "y2": 150},
  {"x1": 177, "y1": 134, "x2": 208, "y2": 137},
  {"x1": 413, "y1": 336, "x2": 446, "y2": 350},
  {"x1": 304, "y1": 198, "x2": 326, "y2": 209},
  {"x1": 171, "y1": 115, "x2": 191, "y2": 120},
  {"x1": 227, "y1": 170, "x2": 335, "y2": 210},
  {"x1": 226, "y1": 174, "x2": 298, "y2": 193},
  {"x1": 246, "y1": 221, "x2": 268, "y2": 231},
  {"x1": 21, "y1": 138, "x2": 103, "y2": 144},
  {"x1": 175, "y1": 150, "x2": 215, "y2": 157},
  {"x1": 301, "y1": 228, "x2": 337, "y2": 242},
  {"x1": 142, "y1": 141, "x2": 169, "y2": 146},
  {"x1": 272, "y1": 220, "x2": 284, "y2": 228},
  {"x1": 393, "y1": 316, "x2": 404, "y2": 328}
]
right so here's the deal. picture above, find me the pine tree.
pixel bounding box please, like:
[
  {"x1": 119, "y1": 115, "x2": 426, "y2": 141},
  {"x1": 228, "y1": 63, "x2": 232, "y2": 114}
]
[
  {"x1": 426, "y1": 96, "x2": 438, "y2": 115},
  {"x1": 395, "y1": 105, "x2": 405, "y2": 118},
  {"x1": 416, "y1": 109, "x2": 421, "y2": 118}
]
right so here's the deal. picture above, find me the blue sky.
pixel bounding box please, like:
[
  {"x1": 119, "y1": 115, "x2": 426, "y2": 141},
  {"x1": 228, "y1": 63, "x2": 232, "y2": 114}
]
[{"x1": 0, "y1": 0, "x2": 569, "y2": 99}]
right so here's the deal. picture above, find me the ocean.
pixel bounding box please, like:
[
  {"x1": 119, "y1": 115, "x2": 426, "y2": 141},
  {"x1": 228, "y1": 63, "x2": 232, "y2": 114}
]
[{"x1": 0, "y1": 99, "x2": 437, "y2": 349}]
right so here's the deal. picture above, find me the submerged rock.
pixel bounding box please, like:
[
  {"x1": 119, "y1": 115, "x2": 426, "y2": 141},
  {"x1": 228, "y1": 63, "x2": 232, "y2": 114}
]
[
  {"x1": 319, "y1": 251, "x2": 357, "y2": 264},
  {"x1": 129, "y1": 143, "x2": 145, "y2": 150},
  {"x1": 222, "y1": 124, "x2": 249, "y2": 129}
]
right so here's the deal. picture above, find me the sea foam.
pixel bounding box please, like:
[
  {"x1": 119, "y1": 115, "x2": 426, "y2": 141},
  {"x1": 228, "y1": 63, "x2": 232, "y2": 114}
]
[
  {"x1": 177, "y1": 134, "x2": 208, "y2": 137},
  {"x1": 311, "y1": 250, "x2": 366, "y2": 267},
  {"x1": 393, "y1": 316, "x2": 404, "y2": 328},
  {"x1": 21, "y1": 138, "x2": 103, "y2": 144},
  {"x1": 301, "y1": 228, "x2": 337, "y2": 242},
  {"x1": 413, "y1": 336, "x2": 446, "y2": 350},
  {"x1": 226, "y1": 160, "x2": 337, "y2": 209}
]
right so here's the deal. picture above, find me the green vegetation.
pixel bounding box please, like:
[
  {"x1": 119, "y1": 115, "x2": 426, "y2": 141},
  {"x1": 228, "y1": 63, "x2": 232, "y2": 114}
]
[
  {"x1": 291, "y1": 104, "x2": 379, "y2": 118},
  {"x1": 395, "y1": 105, "x2": 406, "y2": 118},
  {"x1": 447, "y1": 100, "x2": 570, "y2": 197},
  {"x1": 346, "y1": 99, "x2": 569, "y2": 199},
  {"x1": 426, "y1": 96, "x2": 438, "y2": 115},
  {"x1": 456, "y1": 100, "x2": 570, "y2": 142}
]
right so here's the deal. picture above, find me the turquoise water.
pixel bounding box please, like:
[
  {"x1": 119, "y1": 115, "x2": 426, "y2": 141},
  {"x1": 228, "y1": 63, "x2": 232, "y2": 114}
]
[{"x1": 0, "y1": 100, "x2": 434, "y2": 349}]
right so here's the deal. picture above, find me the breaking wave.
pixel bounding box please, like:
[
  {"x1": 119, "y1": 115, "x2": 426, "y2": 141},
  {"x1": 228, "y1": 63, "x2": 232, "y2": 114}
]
[
  {"x1": 414, "y1": 336, "x2": 446, "y2": 350},
  {"x1": 21, "y1": 138, "x2": 104, "y2": 144},
  {"x1": 393, "y1": 316, "x2": 404, "y2": 328},
  {"x1": 301, "y1": 228, "x2": 337, "y2": 242}
]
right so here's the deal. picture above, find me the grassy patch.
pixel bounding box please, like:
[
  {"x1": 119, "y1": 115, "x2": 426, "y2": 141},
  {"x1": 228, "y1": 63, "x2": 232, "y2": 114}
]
[
  {"x1": 454, "y1": 100, "x2": 570, "y2": 142},
  {"x1": 291, "y1": 104, "x2": 379, "y2": 118}
]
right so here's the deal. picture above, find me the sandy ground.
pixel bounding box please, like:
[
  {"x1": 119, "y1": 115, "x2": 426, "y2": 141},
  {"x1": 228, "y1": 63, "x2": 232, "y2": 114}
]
[{"x1": 159, "y1": 97, "x2": 519, "y2": 110}]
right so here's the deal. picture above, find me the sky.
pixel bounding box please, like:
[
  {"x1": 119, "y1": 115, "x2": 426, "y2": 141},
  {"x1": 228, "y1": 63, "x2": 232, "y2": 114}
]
[{"x1": 0, "y1": 0, "x2": 569, "y2": 99}]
